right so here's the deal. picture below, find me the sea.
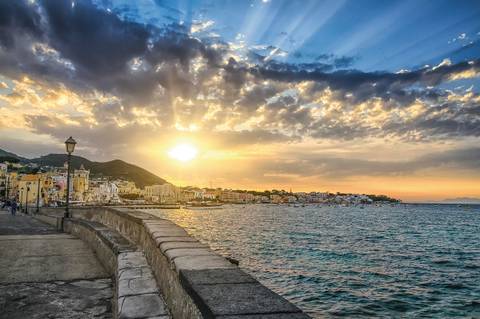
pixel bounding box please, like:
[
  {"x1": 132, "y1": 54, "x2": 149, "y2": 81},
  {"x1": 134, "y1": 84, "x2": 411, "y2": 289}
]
[{"x1": 142, "y1": 204, "x2": 480, "y2": 318}]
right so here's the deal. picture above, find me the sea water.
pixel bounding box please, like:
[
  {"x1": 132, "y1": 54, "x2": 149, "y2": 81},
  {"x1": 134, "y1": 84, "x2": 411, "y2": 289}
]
[{"x1": 143, "y1": 204, "x2": 480, "y2": 318}]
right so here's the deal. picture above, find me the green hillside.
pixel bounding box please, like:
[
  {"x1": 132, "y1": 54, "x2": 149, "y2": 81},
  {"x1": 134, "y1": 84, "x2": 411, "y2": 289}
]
[{"x1": 0, "y1": 150, "x2": 167, "y2": 188}]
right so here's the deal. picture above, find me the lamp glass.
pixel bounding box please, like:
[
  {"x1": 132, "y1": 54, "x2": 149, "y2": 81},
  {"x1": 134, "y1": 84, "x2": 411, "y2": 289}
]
[{"x1": 65, "y1": 136, "x2": 76, "y2": 154}]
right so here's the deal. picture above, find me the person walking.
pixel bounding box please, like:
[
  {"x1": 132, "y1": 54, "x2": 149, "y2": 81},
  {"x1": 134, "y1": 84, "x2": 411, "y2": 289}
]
[
  {"x1": 11, "y1": 199, "x2": 17, "y2": 216},
  {"x1": 2, "y1": 199, "x2": 10, "y2": 209}
]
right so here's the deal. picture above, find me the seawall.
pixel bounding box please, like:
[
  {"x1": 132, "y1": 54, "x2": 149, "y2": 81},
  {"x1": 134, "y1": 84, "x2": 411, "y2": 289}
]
[{"x1": 37, "y1": 207, "x2": 311, "y2": 319}]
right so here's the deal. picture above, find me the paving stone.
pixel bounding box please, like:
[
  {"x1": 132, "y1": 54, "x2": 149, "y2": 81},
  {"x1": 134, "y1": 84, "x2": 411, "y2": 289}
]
[
  {"x1": 150, "y1": 228, "x2": 189, "y2": 238},
  {"x1": 152, "y1": 229, "x2": 188, "y2": 240},
  {"x1": 118, "y1": 267, "x2": 154, "y2": 281},
  {"x1": 189, "y1": 283, "x2": 302, "y2": 317},
  {"x1": 0, "y1": 213, "x2": 58, "y2": 235},
  {"x1": 128, "y1": 211, "x2": 157, "y2": 221},
  {"x1": 0, "y1": 278, "x2": 113, "y2": 319},
  {"x1": 165, "y1": 248, "x2": 217, "y2": 261},
  {"x1": 217, "y1": 314, "x2": 311, "y2": 319},
  {"x1": 143, "y1": 220, "x2": 176, "y2": 228},
  {"x1": 173, "y1": 255, "x2": 236, "y2": 272},
  {"x1": 118, "y1": 293, "x2": 168, "y2": 319},
  {"x1": 118, "y1": 277, "x2": 158, "y2": 297},
  {"x1": 0, "y1": 253, "x2": 108, "y2": 283},
  {"x1": 180, "y1": 269, "x2": 257, "y2": 286},
  {"x1": 69, "y1": 219, "x2": 136, "y2": 254},
  {"x1": 97, "y1": 228, "x2": 136, "y2": 253},
  {"x1": 74, "y1": 219, "x2": 109, "y2": 231},
  {"x1": 71, "y1": 278, "x2": 112, "y2": 289},
  {"x1": 160, "y1": 241, "x2": 209, "y2": 253},
  {"x1": 145, "y1": 223, "x2": 179, "y2": 233},
  {"x1": 118, "y1": 252, "x2": 149, "y2": 270},
  {"x1": 154, "y1": 236, "x2": 197, "y2": 247}
]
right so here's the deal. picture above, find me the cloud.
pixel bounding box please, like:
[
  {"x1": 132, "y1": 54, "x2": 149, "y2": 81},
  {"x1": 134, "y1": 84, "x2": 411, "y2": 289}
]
[
  {"x1": 1, "y1": 0, "x2": 480, "y2": 153},
  {"x1": 255, "y1": 147, "x2": 480, "y2": 179}
]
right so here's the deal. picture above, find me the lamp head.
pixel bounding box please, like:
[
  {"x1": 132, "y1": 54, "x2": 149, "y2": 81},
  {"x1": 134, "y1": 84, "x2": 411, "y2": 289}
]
[{"x1": 65, "y1": 136, "x2": 77, "y2": 154}]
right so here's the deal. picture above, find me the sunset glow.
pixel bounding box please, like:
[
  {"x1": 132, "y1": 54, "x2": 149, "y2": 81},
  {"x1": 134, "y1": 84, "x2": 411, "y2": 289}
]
[
  {"x1": 0, "y1": 0, "x2": 479, "y2": 201},
  {"x1": 168, "y1": 144, "x2": 198, "y2": 162}
]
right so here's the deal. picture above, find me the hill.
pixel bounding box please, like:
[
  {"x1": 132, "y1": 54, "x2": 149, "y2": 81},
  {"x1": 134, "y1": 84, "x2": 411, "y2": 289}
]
[
  {"x1": 440, "y1": 197, "x2": 480, "y2": 204},
  {"x1": 0, "y1": 149, "x2": 27, "y2": 161},
  {"x1": 0, "y1": 149, "x2": 167, "y2": 188}
]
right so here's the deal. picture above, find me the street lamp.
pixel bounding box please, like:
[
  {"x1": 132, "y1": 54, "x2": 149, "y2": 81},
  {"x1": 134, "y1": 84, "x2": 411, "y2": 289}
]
[
  {"x1": 20, "y1": 187, "x2": 24, "y2": 212},
  {"x1": 36, "y1": 177, "x2": 41, "y2": 213},
  {"x1": 25, "y1": 182, "x2": 30, "y2": 214},
  {"x1": 65, "y1": 136, "x2": 76, "y2": 218}
]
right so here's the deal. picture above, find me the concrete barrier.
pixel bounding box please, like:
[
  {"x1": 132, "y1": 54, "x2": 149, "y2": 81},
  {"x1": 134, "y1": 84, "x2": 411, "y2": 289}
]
[
  {"x1": 60, "y1": 217, "x2": 170, "y2": 319},
  {"x1": 38, "y1": 207, "x2": 310, "y2": 319}
]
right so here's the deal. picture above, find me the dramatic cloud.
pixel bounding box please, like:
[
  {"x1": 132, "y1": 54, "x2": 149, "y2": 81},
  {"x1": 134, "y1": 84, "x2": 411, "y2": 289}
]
[
  {"x1": 1, "y1": 0, "x2": 480, "y2": 150},
  {"x1": 0, "y1": 0, "x2": 479, "y2": 199},
  {"x1": 256, "y1": 147, "x2": 480, "y2": 179}
]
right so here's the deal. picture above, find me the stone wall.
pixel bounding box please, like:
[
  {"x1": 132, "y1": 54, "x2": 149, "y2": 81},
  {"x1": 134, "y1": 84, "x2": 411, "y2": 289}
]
[
  {"x1": 38, "y1": 207, "x2": 310, "y2": 319},
  {"x1": 57, "y1": 216, "x2": 169, "y2": 318}
]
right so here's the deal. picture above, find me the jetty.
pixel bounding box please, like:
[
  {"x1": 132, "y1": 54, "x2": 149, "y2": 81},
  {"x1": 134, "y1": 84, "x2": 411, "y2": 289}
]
[
  {"x1": 0, "y1": 206, "x2": 311, "y2": 318},
  {"x1": 114, "y1": 204, "x2": 181, "y2": 209}
]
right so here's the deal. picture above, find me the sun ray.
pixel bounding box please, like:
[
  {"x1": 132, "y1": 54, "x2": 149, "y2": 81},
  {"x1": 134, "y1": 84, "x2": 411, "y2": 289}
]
[{"x1": 168, "y1": 143, "x2": 198, "y2": 162}]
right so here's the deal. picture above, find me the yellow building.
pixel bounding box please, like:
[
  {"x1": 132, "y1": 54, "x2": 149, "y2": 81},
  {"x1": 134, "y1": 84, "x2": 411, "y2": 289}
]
[
  {"x1": 117, "y1": 181, "x2": 139, "y2": 194},
  {"x1": 41, "y1": 173, "x2": 59, "y2": 205},
  {"x1": 6, "y1": 172, "x2": 19, "y2": 199},
  {"x1": 144, "y1": 183, "x2": 180, "y2": 203},
  {"x1": 72, "y1": 165, "x2": 89, "y2": 201},
  {"x1": 18, "y1": 174, "x2": 42, "y2": 206}
]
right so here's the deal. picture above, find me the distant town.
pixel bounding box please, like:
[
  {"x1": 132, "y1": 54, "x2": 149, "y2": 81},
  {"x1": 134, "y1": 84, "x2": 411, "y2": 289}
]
[{"x1": 0, "y1": 156, "x2": 400, "y2": 208}]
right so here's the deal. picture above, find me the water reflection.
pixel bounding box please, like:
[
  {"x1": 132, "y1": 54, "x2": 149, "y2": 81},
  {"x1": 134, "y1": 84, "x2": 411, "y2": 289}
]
[{"x1": 142, "y1": 204, "x2": 480, "y2": 318}]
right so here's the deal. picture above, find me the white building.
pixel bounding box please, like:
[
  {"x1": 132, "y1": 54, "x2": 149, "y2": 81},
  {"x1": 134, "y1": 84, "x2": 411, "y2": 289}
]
[
  {"x1": 144, "y1": 183, "x2": 180, "y2": 203},
  {"x1": 117, "y1": 180, "x2": 140, "y2": 194},
  {"x1": 86, "y1": 180, "x2": 120, "y2": 203}
]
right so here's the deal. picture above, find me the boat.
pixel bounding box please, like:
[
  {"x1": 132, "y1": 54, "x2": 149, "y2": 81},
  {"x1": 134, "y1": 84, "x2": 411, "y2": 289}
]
[{"x1": 185, "y1": 201, "x2": 223, "y2": 210}]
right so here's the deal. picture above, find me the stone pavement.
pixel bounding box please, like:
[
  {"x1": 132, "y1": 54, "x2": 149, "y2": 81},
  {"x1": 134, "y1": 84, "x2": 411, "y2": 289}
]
[
  {"x1": 0, "y1": 210, "x2": 57, "y2": 235},
  {"x1": 0, "y1": 209, "x2": 113, "y2": 318},
  {"x1": 0, "y1": 279, "x2": 113, "y2": 319}
]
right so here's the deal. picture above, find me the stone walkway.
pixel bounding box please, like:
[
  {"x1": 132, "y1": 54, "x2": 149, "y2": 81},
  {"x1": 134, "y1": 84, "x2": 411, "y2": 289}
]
[
  {"x1": 0, "y1": 210, "x2": 113, "y2": 318},
  {"x1": 0, "y1": 279, "x2": 112, "y2": 319},
  {"x1": 0, "y1": 210, "x2": 57, "y2": 235}
]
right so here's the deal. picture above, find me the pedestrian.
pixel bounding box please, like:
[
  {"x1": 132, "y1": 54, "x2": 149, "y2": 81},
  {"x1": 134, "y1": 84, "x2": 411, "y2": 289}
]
[
  {"x1": 11, "y1": 199, "x2": 17, "y2": 216},
  {"x1": 1, "y1": 199, "x2": 9, "y2": 209}
]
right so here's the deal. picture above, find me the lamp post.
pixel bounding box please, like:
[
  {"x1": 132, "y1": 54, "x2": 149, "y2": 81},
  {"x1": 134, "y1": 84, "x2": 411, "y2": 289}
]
[
  {"x1": 25, "y1": 182, "x2": 30, "y2": 215},
  {"x1": 5, "y1": 175, "x2": 9, "y2": 200},
  {"x1": 20, "y1": 187, "x2": 24, "y2": 212},
  {"x1": 36, "y1": 177, "x2": 41, "y2": 213},
  {"x1": 65, "y1": 136, "x2": 76, "y2": 218}
]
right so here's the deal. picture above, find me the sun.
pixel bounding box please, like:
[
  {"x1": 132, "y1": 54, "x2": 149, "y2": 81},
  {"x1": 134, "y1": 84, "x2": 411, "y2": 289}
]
[{"x1": 168, "y1": 143, "x2": 198, "y2": 162}]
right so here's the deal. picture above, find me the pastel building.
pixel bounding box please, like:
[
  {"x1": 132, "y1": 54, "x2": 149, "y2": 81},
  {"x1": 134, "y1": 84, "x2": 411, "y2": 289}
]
[
  {"x1": 18, "y1": 174, "x2": 42, "y2": 206},
  {"x1": 144, "y1": 183, "x2": 180, "y2": 203},
  {"x1": 72, "y1": 165, "x2": 90, "y2": 201}
]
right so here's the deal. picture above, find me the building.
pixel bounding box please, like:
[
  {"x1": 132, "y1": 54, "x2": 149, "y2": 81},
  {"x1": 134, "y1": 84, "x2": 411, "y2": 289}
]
[
  {"x1": 181, "y1": 190, "x2": 195, "y2": 202},
  {"x1": 270, "y1": 194, "x2": 282, "y2": 204},
  {"x1": 18, "y1": 174, "x2": 42, "y2": 206},
  {"x1": 117, "y1": 180, "x2": 139, "y2": 195},
  {"x1": 72, "y1": 165, "x2": 90, "y2": 201},
  {"x1": 86, "y1": 179, "x2": 120, "y2": 203},
  {"x1": 144, "y1": 183, "x2": 180, "y2": 203},
  {"x1": 6, "y1": 172, "x2": 19, "y2": 199}
]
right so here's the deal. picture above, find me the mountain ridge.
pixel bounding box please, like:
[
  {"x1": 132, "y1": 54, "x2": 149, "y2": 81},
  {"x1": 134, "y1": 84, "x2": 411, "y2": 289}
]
[
  {"x1": 0, "y1": 149, "x2": 167, "y2": 188},
  {"x1": 440, "y1": 197, "x2": 480, "y2": 204}
]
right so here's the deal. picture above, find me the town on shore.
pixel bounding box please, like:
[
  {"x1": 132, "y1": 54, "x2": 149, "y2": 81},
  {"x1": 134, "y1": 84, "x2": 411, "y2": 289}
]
[{"x1": 0, "y1": 158, "x2": 400, "y2": 208}]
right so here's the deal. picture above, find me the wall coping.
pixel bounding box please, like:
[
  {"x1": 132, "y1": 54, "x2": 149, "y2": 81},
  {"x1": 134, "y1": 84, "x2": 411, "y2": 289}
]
[
  {"x1": 63, "y1": 217, "x2": 170, "y2": 319},
  {"x1": 38, "y1": 207, "x2": 311, "y2": 318}
]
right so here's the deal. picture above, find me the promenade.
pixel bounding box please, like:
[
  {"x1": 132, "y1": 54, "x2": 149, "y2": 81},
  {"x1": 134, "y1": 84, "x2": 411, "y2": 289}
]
[
  {"x1": 0, "y1": 209, "x2": 113, "y2": 319},
  {"x1": 1, "y1": 206, "x2": 310, "y2": 318}
]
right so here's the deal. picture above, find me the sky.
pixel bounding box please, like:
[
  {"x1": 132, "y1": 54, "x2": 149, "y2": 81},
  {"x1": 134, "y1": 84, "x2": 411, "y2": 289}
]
[{"x1": 1, "y1": 0, "x2": 480, "y2": 201}]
